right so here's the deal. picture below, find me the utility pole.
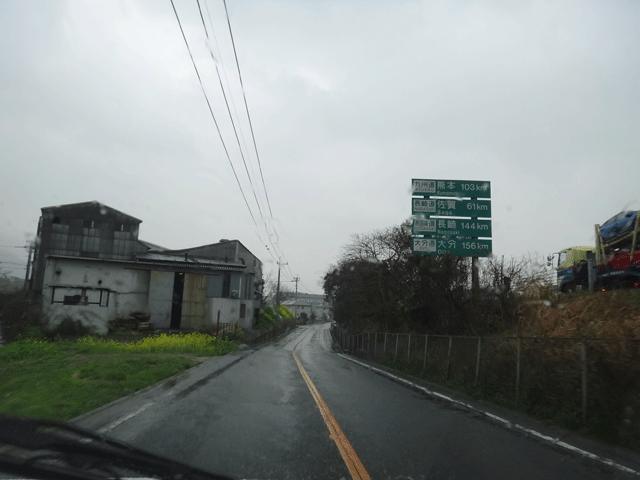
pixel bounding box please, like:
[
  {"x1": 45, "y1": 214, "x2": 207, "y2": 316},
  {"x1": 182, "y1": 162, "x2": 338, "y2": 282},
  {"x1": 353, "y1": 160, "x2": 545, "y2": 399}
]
[
  {"x1": 276, "y1": 259, "x2": 288, "y2": 307},
  {"x1": 470, "y1": 197, "x2": 480, "y2": 299},
  {"x1": 292, "y1": 276, "x2": 300, "y2": 316},
  {"x1": 23, "y1": 243, "x2": 34, "y2": 291}
]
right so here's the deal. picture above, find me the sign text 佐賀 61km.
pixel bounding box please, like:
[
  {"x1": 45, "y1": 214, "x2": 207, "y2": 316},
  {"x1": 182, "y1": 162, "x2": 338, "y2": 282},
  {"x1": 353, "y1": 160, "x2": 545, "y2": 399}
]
[{"x1": 412, "y1": 198, "x2": 491, "y2": 217}]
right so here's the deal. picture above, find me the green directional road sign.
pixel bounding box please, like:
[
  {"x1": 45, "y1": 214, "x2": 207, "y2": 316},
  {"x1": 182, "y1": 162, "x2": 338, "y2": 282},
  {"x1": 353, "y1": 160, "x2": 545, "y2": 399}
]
[
  {"x1": 412, "y1": 179, "x2": 491, "y2": 198},
  {"x1": 412, "y1": 198, "x2": 491, "y2": 217},
  {"x1": 412, "y1": 218, "x2": 492, "y2": 237},
  {"x1": 412, "y1": 237, "x2": 492, "y2": 257}
]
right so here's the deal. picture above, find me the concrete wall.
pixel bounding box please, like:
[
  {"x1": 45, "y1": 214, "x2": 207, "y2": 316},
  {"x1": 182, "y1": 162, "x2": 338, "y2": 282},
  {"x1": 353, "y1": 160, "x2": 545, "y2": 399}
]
[
  {"x1": 41, "y1": 257, "x2": 149, "y2": 335},
  {"x1": 206, "y1": 298, "x2": 255, "y2": 330},
  {"x1": 148, "y1": 271, "x2": 174, "y2": 329},
  {"x1": 41, "y1": 258, "x2": 260, "y2": 334}
]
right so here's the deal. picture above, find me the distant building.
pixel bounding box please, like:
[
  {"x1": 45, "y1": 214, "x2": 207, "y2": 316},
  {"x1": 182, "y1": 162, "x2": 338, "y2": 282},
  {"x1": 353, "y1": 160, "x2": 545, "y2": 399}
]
[
  {"x1": 282, "y1": 293, "x2": 332, "y2": 319},
  {"x1": 28, "y1": 201, "x2": 263, "y2": 334}
]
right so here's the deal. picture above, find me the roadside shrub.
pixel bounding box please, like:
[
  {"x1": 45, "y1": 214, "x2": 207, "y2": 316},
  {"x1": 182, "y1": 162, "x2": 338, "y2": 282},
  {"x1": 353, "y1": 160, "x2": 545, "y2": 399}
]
[
  {"x1": 254, "y1": 307, "x2": 276, "y2": 330},
  {"x1": 0, "y1": 293, "x2": 44, "y2": 342},
  {"x1": 45, "y1": 317, "x2": 94, "y2": 339},
  {"x1": 225, "y1": 327, "x2": 245, "y2": 342},
  {"x1": 262, "y1": 306, "x2": 277, "y2": 323},
  {"x1": 278, "y1": 305, "x2": 294, "y2": 319},
  {"x1": 254, "y1": 305, "x2": 295, "y2": 330}
]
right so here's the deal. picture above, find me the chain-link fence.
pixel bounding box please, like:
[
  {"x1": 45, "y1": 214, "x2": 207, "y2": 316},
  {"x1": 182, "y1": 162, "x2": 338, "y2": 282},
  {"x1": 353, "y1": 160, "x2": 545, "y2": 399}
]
[{"x1": 332, "y1": 325, "x2": 640, "y2": 446}]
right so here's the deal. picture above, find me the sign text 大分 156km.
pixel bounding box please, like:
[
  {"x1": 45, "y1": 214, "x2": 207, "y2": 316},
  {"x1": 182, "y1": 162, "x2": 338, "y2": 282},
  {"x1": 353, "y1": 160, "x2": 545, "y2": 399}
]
[{"x1": 412, "y1": 237, "x2": 492, "y2": 257}]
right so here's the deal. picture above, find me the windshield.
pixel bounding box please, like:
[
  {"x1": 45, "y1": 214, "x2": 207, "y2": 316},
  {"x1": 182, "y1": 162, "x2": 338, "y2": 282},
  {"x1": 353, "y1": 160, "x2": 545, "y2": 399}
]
[
  {"x1": 2, "y1": 2, "x2": 640, "y2": 480},
  {"x1": 557, "y1": 251, "x2": 567, "y2": 269}
]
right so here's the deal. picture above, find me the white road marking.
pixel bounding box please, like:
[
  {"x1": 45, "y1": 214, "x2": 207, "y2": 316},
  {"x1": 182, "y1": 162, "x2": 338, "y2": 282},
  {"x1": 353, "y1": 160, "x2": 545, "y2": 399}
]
[
  {"x1": 97, "y1": 401, "x2": 155, "y2": 434},
  {"x1": 337, "y1": 353, "x2": 640, "y2": 477}
]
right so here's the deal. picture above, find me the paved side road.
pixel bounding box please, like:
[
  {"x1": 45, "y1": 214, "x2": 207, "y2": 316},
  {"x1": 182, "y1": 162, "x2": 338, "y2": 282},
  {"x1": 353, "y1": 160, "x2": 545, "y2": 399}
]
[{"x1": 74, "y1": 324, "x2": 639, "y2": 479}]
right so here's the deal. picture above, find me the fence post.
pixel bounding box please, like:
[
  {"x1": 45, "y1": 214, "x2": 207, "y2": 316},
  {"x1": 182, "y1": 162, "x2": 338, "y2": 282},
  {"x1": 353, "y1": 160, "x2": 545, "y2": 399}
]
[
  {"x1": 383, "y1": 333, "x2": 387, "y2": 357},
  {"x1": 423, "y1": 334, "x2": 429, "y2": 373},
  {"x1": 516, "y1": 337, "x2": 521, "y2": 404},
  {"x1": 395, "y1": 334, "x2": 399, "y2": 361},
  {"x1": 474, "y1": 337, "x2": 482, "y2": 386},
  {"x1": 446, "y1": 336, "x2": 453, "y2": 380},
  {"x1": 407, "y1": 334, "x2": 411, "y2": 363},
  {"x1": 374, "y1": 332, "x2": 378, "y2": 359},
  {"x1": 581, "y1": 338, "x2": 588, "y2": 424}
]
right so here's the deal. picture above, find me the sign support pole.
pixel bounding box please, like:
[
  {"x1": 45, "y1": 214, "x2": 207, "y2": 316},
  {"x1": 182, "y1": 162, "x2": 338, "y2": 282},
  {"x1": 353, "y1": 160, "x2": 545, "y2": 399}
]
[{"x1": 471, "y1": 196, "x2": 479, "y2": 299}]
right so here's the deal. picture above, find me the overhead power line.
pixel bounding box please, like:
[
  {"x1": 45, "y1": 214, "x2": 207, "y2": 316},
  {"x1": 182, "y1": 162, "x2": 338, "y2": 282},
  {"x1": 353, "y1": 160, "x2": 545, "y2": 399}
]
[
  {"x1": 222, "y1": 0, "x2": 274, "y2": 220},
  {"x1": 169, "y1": 0, "x2": 258, "y2": 230},
  {"x1": 196, "y1": 0, "x2": 268, "y2": 231},
  {"x1": 207, "y1": 0, "x2": 286, "y2": 265},
  {"x1": 0, "y1": 262, "x2": 26, "y2": 267},
  {"x1": 203, "y1": 0, "x2": 260, "y2": 212},
  {"x1": 174, "y1": 0, "x2": 291, "y2": 278}
]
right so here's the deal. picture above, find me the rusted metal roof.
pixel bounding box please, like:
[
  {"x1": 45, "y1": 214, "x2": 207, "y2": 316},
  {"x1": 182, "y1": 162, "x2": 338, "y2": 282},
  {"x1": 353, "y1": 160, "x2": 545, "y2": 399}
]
[
  {"x1": 41, "y1": 201, "x2": 142, "y2": 223},
  {"x1": 45, "y1": 254, "x2": 246, "y2": 272}
]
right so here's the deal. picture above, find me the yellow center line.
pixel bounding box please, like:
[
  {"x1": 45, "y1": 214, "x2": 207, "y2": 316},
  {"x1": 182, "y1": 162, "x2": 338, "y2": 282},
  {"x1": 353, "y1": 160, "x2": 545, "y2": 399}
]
[{"x1": 293, "y1": 335, "x2": 371, "y2": 480}]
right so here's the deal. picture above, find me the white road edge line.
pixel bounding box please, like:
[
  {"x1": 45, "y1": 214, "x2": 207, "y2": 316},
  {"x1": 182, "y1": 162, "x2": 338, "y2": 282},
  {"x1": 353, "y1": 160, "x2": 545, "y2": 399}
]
[
  {"x1": 92, "y1": 329, "x2": 308, "y2": 436},
  {"x1": 97, "y1": 401, "x2": 155, "y2": 434},
  {"x1": 337, "y1": 353, "x2": 640, "y2": 477}
]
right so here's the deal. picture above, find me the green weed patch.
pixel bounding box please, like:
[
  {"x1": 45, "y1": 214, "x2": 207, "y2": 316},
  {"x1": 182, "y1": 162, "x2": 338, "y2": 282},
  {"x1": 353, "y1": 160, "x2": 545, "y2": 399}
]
[{"x1": 0, "y1": 333, "x2": 237, "y2": 421}]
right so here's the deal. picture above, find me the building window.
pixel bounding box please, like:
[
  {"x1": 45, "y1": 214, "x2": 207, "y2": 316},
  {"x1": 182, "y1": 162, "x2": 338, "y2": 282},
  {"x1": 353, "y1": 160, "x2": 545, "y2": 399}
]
[
  {"x1": 53, "y1": 287, "x2": 109, "y2": 307},
  {"x1": 63, "y1": 295, "x2": 82, "y2": 305},
  {"x1": 222, "y1": 272, "x2": 231, "y2": 298},
  {"x1": 240, "y1": 304, "x2": 246, "y2": 318}
]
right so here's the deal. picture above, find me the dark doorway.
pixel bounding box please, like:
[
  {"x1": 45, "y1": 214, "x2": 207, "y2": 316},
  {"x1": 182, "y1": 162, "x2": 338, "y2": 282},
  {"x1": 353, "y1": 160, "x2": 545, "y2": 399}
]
[{"x1": 171, "y1": 272, "x2": 184, "y2": 329}]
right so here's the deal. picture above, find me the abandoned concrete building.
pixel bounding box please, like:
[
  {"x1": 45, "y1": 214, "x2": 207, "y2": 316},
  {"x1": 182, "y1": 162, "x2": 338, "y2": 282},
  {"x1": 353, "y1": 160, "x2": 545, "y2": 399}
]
[{"x1": 27, "y1": 201, "x2": 263, "y2": 334}]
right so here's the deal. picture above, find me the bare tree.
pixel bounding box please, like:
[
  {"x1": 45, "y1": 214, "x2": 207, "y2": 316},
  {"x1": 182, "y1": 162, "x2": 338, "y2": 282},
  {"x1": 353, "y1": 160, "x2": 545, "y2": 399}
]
[{"x1": 262, "y1": 272, "x2": 295, "y2": 305}]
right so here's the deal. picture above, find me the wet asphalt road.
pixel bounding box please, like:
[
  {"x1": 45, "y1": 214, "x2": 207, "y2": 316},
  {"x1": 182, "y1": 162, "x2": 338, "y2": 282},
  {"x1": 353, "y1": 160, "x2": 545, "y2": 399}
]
[{"x1": 76, "y1": 323, "x2": 638, "y2": 479}]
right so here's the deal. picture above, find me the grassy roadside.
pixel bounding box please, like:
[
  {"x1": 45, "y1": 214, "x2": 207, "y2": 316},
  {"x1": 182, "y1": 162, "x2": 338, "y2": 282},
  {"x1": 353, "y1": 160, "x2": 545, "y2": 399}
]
[{"x1": 0, "y1": 333, "x2": 237, "y2": 421}]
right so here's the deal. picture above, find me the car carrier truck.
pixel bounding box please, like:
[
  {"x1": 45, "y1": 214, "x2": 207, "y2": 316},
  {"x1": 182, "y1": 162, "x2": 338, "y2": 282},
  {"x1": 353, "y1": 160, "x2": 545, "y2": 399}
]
[{"x1": 551, "y1": 210, "x2": 640, "y2": 293}]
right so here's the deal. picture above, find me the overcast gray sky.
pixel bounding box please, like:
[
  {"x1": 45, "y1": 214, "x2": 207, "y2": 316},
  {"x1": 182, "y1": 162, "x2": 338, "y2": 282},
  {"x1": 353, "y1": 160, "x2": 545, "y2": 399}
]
[{"x1": 1, "y1": 0, "x2": 639, "y2": 293}]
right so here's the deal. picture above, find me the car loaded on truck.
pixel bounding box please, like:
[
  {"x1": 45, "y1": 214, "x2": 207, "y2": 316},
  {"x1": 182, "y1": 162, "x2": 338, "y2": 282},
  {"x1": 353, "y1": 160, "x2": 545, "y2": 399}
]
[{"x1": 550, "y1": 210, "x2": 640, "y2": 293}]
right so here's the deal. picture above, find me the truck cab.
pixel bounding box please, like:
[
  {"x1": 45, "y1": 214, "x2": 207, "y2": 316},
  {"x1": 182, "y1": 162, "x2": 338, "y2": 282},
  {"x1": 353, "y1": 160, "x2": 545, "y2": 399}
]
[
  {"x1": 553, "y1": 210, "x2": 640, "y2": 293},
  {"x1": 554, "y1": 246, "x2": 594, "y2": 293}
]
